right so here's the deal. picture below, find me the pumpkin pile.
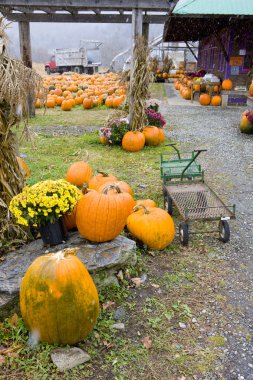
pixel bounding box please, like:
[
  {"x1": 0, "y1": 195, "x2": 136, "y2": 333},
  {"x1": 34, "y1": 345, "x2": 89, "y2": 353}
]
[
  {"x1": 36, "y1": 72, "x2": 127, "y2": 111},
  {"x1": 65, "y1": 157, "x2": 175, "y2": 248}
]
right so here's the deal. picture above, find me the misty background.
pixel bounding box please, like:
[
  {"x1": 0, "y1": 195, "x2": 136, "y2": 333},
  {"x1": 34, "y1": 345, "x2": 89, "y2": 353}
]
[{"x1": 6, "y1": 23, "x2": 163, "y2": 67}]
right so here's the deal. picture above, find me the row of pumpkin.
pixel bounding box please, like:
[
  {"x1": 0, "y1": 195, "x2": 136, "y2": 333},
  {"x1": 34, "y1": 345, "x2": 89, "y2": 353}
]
[
  {"x1": 101, "y1": 126, "x2": 165, "y2": 152},
  {"x1": 36, "y1": 72, "x2": 127, "y2": 110},
  {"x1": 65, "y1": 161, "x2": 175, "y2": 250}
]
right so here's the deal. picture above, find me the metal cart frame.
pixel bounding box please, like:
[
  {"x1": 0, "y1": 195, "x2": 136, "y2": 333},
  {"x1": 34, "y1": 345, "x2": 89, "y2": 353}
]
[{"x1": 161, "y1": 144, "x2": 236, "y2": 245}]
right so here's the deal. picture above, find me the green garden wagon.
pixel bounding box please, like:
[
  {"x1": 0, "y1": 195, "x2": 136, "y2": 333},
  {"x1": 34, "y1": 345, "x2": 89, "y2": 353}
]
[{"x1": 161, "y1": 144, "x2": 236, "y2": 246}]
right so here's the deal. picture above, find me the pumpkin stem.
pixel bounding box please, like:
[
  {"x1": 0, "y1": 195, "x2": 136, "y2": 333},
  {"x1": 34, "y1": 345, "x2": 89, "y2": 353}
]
[
  {"x1": 102, "y1": 183, "x2": 122, "y2": 194},
  {"x1": 133, "y1": 204, "x2": 150, "y2": 214},
  {"x1": 97, "y1": 171, "x2": 109, "y2": 177},
  {"x1": 82, "y1": 183, "x2": 88, "y2": 194}
]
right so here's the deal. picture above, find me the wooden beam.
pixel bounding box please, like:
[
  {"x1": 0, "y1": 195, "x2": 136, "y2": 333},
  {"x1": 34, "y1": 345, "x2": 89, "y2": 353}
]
[
  {"x1": 3, "y1": 12, "x2": 166, "y2": 23},
  {"x1": 142, "y1": 22, "x2": 149, "y2": 41},
  {"x1": 0, "y1": 0, "x2": 173, "y2": 11},
  {"x1": 18, "y1": 21, "x2": 34, "y2": 116}
]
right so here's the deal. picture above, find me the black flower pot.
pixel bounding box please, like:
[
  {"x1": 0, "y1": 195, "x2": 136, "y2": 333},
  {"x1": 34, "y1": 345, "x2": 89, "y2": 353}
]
[{"x1": 39, "y1": 218, "x2": 68, "y2": 246}]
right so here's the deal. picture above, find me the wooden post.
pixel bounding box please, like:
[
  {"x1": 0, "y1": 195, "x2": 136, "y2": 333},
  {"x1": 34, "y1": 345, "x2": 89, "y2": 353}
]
[
  {"x1": 129, "y1": 8, "x2": 143, "y2": 126},
  {"x1": 142, "y1": 22, "x2": 149, "y2": 42},
  {"x1": 18, "y1": 21, "x2": 35, "y2": 116}
]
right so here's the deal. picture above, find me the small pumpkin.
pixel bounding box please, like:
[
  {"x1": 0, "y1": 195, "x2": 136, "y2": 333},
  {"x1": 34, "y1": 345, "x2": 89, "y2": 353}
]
[
  {"x1": 122, "y1": 131, "x2": 145, "y2": 152},
  {"x1": 143, "y1": 126, "x2": 160, "y2": 146},
  {"x1": 66, "y1": 152, "x2": 93, "y2": 187},
  {"x1": 211, "y1": 95, "x2": 222, "y2": 107},
  {"x1": 127, "y1": 204, "x2": 175, "y2": 250},
  {"x1": 199, "y1": 94, "x2": 211, "y2": 106},
  {"x1": 222, "y1": 79, "x2": 233, "y2": 91},
  {"x1": 16, "y1": 156, "x2": 31, "y2": 178},
  {"x1": 88, "y1": 172, "x2": 117, "y2": 191},
  {"x1": 135, "y1": 199, "x2": 157, "y2": 208},
  {"x1": 20, "y1": 248, "x2": 100, "y2": 345}
]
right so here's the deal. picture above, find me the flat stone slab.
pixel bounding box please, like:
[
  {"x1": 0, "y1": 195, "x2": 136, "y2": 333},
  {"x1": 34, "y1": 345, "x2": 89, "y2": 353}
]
[
  {"x1": 0, "y1": 232, "x2": 136, "y2": 319},
  {"x1": 51, "y1": 347, "x2": 90, "y2": 371}
]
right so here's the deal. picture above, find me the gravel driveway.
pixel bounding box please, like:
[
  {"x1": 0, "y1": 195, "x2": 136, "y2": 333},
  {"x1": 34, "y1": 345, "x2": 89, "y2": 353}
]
[{"x1": 162, "y1": 86, "x2": 253, "y2": 379}]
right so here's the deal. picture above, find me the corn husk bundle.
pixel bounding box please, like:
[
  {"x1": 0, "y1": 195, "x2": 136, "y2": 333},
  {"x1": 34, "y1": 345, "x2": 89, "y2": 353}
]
[
  {"x1": 128, "y1": 36, "x2": 151, "y2": 131},
  {"x1": 0, "y1": 18, "x2": 44, "y2": 251}
]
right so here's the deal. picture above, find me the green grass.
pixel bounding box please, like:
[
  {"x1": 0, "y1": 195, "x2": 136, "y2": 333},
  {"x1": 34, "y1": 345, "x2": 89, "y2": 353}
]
[{"x1": 27, "y1": 105, "x2": 111, "y2": 127}]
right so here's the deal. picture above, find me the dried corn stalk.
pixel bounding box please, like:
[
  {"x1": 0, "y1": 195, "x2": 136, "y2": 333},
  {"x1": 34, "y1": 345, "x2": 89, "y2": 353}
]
[
  {"x1": 128, "y1": 36, "x2": 151, "y2": 131},
  {"x1": 0, "y1": 18, "x2": 44, "y2": 251}
]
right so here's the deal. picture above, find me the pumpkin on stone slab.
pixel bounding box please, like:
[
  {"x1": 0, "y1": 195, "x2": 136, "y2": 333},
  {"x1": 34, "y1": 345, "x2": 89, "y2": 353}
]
[
  {"x1": 127, "y1": 204, "x2": 175, "y2": 250},
  {"x1": 20, "y1": 248, "x2": 99, "y2": 345}
]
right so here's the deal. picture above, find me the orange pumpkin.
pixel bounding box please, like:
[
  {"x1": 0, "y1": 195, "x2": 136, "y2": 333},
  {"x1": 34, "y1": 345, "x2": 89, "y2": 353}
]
[
  {"x1": 66, "y1": 154, "x2": 93, "y2": 187},
  {"x1": 88, "y1": 172, "x2": 118, "y2": 191},
  {"x1": 211, "y1": 95, "x2": 222, "y2": 107},
  {"x1": 157, "y1": 128, "x2": 165, "y2": 144},
  {"x1": 63, "y1": 204, "x2": 78, "y2": 230},
  {"x1": 98, "y1": 181, "x2": 133, "y2": 196},
  {"x1": 61, "y1": 99, "x2": 72, "y2": 111},
  {"x1": 199, "y1": 94, "x2": 211, "y2": 106},
  {"x1": 76, "y1": 185, "x2": 133, "y2": 242},
  {"x1": 249, "y1": 83, "x2": 253, "y2": 97},
  {"x1": 222, "y1": 79, "x2": 233, "y2": 91},
  {"x1": 83, "y1": 98, "x2": 93, "y2": 109},
  {"x1": 122, "y1": 131, "x2": 145, "y2": 152},
  {"x1": 143, "y1": 126, "x2": 160, "y2": 146},
  {"x1": 16, "y1": 156, "x2": 31, "y2": 178},
  {"x1": 20, "y1": 248, "x2": 99, "y2": 345},
  {"x1": 135, "y1": 199, "x2": 157, "y2": 208},
  {"x1": 127, "y1": 204, "x2": 175, "y2": 250}
]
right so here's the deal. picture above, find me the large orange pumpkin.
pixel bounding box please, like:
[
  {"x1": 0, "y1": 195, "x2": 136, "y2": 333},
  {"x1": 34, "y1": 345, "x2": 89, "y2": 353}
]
[
  {"x1": 127, "y1": 205, "x2": 175, "y2": 250},
  {"x1": 222, "y1": 79, "x2": 233, "y2": 91},
  {"x1": 211, "y1": 95, "x2": 222, "y2": 107},
  {"x1": 76, "y1": 185, "x2": 134, "y2": 242},
  {"x1": 122, "y1": 131, "x2": 145, "y2": 152},
  {"x1": 66, "y1": 154, "x2": 93, "y2": 187},
  {"x1": 88, "y1": 172, "x2": 117, "y2": 191},
  {"x1": 199, "y1": 94, "x2": 211, "y2": 106},
  {"x1": 157, "y1": 128, "x2": 165, "y2": 144},
  {"x1": 20, "y1": 248, "x2": 100, "y2": 345},
  {"x1": 143, "y1": 126, "x2": 160, "y2": 146},
  {"x1": 83, "y1": 98, "x2": 93, "y2": 109}
]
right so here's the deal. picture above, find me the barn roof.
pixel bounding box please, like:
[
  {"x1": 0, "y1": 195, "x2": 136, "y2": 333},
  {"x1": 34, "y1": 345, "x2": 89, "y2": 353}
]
[{"x1": 164, "y1": 0, "x2": 253, "y2": 42}]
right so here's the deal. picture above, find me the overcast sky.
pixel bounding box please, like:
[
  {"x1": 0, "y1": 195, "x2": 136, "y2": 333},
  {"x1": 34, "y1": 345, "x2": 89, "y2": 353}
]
[{"x1": 6, "y1": 22, "x2": 163, "y2": 65}]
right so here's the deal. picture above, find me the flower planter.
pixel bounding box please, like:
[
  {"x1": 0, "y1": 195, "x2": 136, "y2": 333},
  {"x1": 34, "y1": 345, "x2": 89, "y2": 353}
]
[{"x1": 39, "y1": 218, "x2": 68, "y2": 246}]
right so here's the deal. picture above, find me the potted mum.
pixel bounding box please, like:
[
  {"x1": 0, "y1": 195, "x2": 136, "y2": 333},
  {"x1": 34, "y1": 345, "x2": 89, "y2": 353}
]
[
  {"x1": 99, "y1": 117, "x2": 130, "y2": 145},
  {"x1": 9, "y1": 179, "x2": 81, "y2": 246}
]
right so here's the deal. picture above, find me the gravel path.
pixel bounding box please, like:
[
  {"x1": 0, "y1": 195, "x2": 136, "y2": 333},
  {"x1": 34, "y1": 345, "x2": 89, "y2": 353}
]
[{"x1": 163, "y1": 84, "x2": 253, "y2": 379}]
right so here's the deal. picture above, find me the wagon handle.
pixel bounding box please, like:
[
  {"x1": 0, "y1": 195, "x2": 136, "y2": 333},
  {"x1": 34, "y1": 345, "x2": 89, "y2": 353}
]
[
  {"x1": 180, "y1": 149, "x2": 206, "y2": 180},
  {"x1": 165, "y1": 143, "x2": 181, "y2": 159}
]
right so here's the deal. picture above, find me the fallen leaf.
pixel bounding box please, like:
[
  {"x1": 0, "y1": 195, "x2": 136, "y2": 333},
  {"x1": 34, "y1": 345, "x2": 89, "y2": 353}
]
[
  {"x1": 10, "y1": 313, "x2": 19, "y2": 326},
  {"x1": 147, "y1": 250, "x2": 155, "y2": 257},
  {"x1": 102, "y1": 301, "x2": 115, "y2": 311},
  {"x1": 0, "y1": 355, "x2": 6, "y2": 364},
  {"x1": 141, "y1": 336, "x2": 152, "y2": 349},
  {"x1": 103, "y1": 341, "x2": 114, "y2": 349},
  {"x1": 116, "y1": 270, "x2": 124, "y2": 281},
  {"x1": 151, "y1": 283, "x2": 160, "y2": 289},
  {"x1": 131, "y1": 277, "x2": 142, "y2": 288},
  {"x1": 6, "y1": 352, "x2": 19, "y2": 358}
]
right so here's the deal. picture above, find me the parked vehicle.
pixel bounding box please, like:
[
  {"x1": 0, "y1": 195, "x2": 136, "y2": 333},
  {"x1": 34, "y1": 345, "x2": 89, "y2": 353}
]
[{"x1": 45, "y1": 40, "x2": 103, "y2": 75}]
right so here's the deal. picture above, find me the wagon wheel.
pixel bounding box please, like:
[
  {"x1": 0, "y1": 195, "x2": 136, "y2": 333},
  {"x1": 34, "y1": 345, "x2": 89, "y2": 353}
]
[
  {"x1": 218, "y1": 220, "x2": 230, "y2": 243},
  {"x1": 179, "y1": 222, "x2": 189, "y2": 246},
  {"x1": 165, "y1": 194, "x2": 173, "y2": 215}
]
